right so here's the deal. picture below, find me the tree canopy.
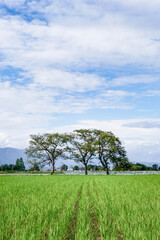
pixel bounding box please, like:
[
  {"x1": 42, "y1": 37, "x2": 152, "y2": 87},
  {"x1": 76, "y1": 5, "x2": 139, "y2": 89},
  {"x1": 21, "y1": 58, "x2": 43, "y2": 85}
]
[
  {"x1": 69, "y1": 129, "x2": 97, "y2": 175},
  {"x1": 25, "y1": 129, "x2": 129, "y2": 175},
  {"x1": 93, "y1": 130, "x2": 128, "y2": 174},
  {"x1": 14, "y1": 157, "x2": 25, "y2": 171},
  {"x1": 25, "y1": 133, "x2": 69, "y2": 174}
]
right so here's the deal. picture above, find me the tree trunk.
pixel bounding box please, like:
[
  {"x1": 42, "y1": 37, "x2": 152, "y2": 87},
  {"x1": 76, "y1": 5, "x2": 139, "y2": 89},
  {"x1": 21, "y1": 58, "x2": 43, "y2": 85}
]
[
  {"x1": 106, "y1": 167, "x2": 109, "y2": 175},
  {"x1": 51, "y1": 159, "x2": 55, "y2": 175},
  {"x1": 84, "y1": 164, "x2": 88, "y2": 175}
]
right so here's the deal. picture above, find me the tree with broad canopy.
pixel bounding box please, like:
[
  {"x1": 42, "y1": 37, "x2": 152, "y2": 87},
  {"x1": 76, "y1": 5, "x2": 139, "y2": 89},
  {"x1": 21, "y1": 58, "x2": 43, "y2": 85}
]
[
  {"x1": 68, "y1": 129, "x2": 97, "y2": 175},
  {"x1": 25, "y1": 133, "x2": 69, "y2": 174},
  {"x1": 93, "y1": 129, "x2": 128, "y2": 175}
]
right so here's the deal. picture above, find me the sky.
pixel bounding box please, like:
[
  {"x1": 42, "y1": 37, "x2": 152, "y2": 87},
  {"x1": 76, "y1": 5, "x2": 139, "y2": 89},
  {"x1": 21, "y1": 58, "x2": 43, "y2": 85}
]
[{"x1": 0, "y1": 0, "x2": 160, "y2": 164}]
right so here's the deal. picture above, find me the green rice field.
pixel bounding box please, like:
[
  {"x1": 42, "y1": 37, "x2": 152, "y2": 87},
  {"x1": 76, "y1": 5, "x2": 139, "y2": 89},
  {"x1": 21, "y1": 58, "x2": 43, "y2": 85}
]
[{"x1": 0, "y1": 175, "x2": 160, "y2": 240}]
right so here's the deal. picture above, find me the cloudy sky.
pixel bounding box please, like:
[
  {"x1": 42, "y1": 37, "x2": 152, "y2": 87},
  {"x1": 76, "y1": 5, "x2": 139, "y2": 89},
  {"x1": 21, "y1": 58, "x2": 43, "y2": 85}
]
[{"x1": 0, "y1": 0, "x2": 160, "y2": 163}]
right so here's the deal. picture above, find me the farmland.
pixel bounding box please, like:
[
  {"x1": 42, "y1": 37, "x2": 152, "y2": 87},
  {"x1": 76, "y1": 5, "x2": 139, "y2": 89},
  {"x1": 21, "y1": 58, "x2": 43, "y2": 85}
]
[{"x1": 0, "y1": 175, "x2": 160, "y2": 240}]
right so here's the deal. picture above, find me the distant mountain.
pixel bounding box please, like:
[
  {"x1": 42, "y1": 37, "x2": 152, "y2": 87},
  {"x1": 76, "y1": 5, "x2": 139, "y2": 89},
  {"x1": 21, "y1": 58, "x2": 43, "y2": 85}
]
[
  {"x1": 0, "y1": 147, "x2": 75, "y2": 169},
  {"x1": 0, "y1": 147, "x2": 159, "y2": 169},
  {"x1": 0, "y1": 147, "x2": 26, "y2": 165}
]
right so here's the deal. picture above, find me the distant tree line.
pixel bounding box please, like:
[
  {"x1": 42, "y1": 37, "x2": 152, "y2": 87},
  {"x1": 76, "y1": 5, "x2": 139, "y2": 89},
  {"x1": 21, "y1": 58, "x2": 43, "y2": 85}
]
[
  {"x1": 0, "y1": 157, "x2": 25, "y2": 171},
  {"x1": 72, "y1": 164, "x2": 106, "y2": 171},
  {"x1": 63, "y1": 163, "x2": 160, "y2": 172},
  {"x1": 25, "y1": 129, "x2": 129, "y2": 175},
  {"x1": 126, "y1": 162, "x2": 160, "y2": 171}
]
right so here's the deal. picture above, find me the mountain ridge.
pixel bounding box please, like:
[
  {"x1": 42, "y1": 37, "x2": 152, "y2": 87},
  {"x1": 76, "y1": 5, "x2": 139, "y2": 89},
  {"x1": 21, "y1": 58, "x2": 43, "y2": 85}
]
[
  {"x1": 0, "y1": 147, "x2": 159, "y2": 168},
  {"x1": 0, "y1": 147, "x2": 26, "y2": 165}
]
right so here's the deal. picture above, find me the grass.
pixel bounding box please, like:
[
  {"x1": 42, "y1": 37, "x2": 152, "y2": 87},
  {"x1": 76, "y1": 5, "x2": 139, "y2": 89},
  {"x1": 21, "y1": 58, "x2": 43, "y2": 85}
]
[{"x1": 0, "y1": 175, "x2": 159, "y2": 239}]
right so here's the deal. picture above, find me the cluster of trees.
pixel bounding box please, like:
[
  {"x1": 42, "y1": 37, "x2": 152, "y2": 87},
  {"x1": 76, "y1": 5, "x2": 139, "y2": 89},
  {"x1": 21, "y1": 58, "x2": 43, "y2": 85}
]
[
  {"x1": 128, "y1": 163, "x2": 160, "y2": 171},
  {"x1": 72, "y1": 164, "x2": 106, "y2": 171},
  {"x1": 73, "y1": 164, "x2": 105, "y2": 171},
  {"x1": 25, "y1": 129, "x2": 129, "y2": 175},
  {"x1": 60, "y1": 164, "x2": 106, "y2": 171},
  {"x1": 0, "y1": 157, "x2": 25, "y2": 171},
  {"x1": 60, "y1": 162, "x2": 160, "y2": 172}
]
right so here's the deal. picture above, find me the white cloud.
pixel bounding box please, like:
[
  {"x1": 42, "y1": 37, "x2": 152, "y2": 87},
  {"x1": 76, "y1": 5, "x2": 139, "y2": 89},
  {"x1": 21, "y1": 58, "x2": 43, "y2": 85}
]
[
  {"x1": 101, "y1": 90, "x2": 135, "y2": 97},
  {"x1": 25, "y1": 0, "x2": 160, "y2": 21},
  {"x1": 107, "y1": 75, "x2": 159, "y2": 87},
  {"x1": 0, "y1": 81, "x2": 130, "y2": 117},
  {"x1": 115, "y1": 0, "x2": 160, "y2": 11},
  {"x1": 123, "y1": 120, "x2": 160, "y2": 128},
  {"x1": 0, "y1": 81, "x2": 60, "y2": 114},
  {"x1": 0, "y1": 0, "x2": 26, "y2": 8},
  {"x1": 31, "y1": 69, "x2": 105, "y2": 91},
  {"x1": 0, "y1": 13, "x2": 160, "y2": 74},
  {"x1": 0, "y1": 132, "x2": 10, "y2": 147}
]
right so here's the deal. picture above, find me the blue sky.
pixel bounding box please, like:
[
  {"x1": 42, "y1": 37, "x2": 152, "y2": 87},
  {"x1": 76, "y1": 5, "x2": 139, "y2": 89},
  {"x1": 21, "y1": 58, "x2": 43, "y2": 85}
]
[{"x1": 0, "y1": 0, "x2": 160, "y2": 163}]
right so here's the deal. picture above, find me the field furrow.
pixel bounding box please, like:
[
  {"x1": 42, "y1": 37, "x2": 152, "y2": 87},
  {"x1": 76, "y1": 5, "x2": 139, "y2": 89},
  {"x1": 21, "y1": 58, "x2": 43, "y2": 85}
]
[
  {"x1": 87, "y1": 183, "x2": 101, "y2": 240},
  {"x1": 64, "y1": 184, "x2": 83, "y2": 240}
]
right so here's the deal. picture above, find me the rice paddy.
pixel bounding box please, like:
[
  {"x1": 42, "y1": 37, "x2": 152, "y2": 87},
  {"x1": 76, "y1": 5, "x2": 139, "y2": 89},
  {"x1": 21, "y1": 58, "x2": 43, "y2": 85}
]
[{"x1": 0, "y1": 175, "x2": 160, "y2": 240}]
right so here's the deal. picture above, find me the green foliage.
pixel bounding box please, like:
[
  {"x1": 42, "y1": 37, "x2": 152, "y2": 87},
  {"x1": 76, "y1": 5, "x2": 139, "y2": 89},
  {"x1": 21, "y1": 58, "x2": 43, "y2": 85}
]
[
  {"x1": 135, "y1": 163, "x2": 152, "y2": 171},
  {"x1": 29, "y1": 161, "x2": 40, "y2": 171},
  {"x1": 0, "y1": 158, "x2": 25, "y2": 171},
  {"x1": 93, "y1": 129, "x2": 128, "y2": 174},
  {"x1": 25, "y1": 129, "x2": 130, "y2": 175},
  {"x1": 87, "y1": 164, "x2": 97, "y2": 170},
  {"x1": 14, "y1": 157, "x2": 25, "y2": 171},
  {"x1": 61, "y1": 164, "x2": 68, "y2": 171},
  {"x1": 123, "y1": 162, "x2": 156, "y2": 171},
  {"x1": 87, "y1": 164, "x2": 105, "y2": 171},
  {"x1": 69, "y1": 129, "x2": 97, "y2": 175},
  {"x1": 0, "y1": 164, "x2": 13, "y2": 171},
  {"x1": 73, "y1": 165, "x2": 79, "y2": 171},
  {"x1": 152, "y1": 164, "x2": 159, "y2": 171},
  {"x1": 25, "y1": 133, "x2": 69, "y2": 174}
]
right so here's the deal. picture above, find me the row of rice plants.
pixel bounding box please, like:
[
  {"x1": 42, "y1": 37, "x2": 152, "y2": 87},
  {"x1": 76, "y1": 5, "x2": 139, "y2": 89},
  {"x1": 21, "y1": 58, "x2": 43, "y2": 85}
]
[
  {"x1": 90, "y1": 175, "x2": 160, "y2": 239},
  {"x1": 73, "y1": 178, "x2": 104, "y2": 240},
  {"x1": 74, "y1": 180, "x2": 93, "y2": 240}
]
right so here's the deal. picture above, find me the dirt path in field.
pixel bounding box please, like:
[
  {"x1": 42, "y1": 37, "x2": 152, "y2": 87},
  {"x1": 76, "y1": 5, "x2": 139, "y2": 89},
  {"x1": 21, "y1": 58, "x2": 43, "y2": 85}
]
[
  {"x1": 93, "y1": 181, "x2": 124, "y2": 240},
  {"x1": 87, "y1": 183, "x2": 102, "y2": 240},
  {"x1": 64, "y1": 185, "x2": 83, "y2": 240}
]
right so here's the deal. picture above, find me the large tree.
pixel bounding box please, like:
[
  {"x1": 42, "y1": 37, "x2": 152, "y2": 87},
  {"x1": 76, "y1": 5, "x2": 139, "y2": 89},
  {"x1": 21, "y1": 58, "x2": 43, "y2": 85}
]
[
  {"x1": 94, "y1": 130, "x2": 128, "y2": 175},
  {"x1": 25, "y1": 133, "x2": 69, "y2": 174},
  {"x1": 69, "y1": 129, "x2": 96, "y2": 175}
]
